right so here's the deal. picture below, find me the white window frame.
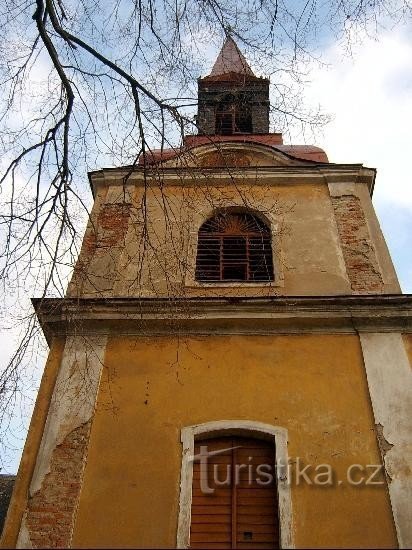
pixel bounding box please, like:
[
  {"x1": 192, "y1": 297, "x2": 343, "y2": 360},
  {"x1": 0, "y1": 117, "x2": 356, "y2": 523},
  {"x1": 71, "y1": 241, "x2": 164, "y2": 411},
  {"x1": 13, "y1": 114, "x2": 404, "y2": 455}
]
[{"x1": 176, "y1": 420, "x2": 294, "y2": 549}]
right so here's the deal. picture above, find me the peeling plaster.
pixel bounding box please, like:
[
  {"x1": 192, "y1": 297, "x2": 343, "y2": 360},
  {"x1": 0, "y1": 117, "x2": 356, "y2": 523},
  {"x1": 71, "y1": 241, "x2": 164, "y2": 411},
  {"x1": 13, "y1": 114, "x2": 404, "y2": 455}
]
[
  {"x1": 23, "y1": 421, "x2": 91, "y2": 548},
  {"x1": 29, "y1": 335, "x2": 107, "y2": 496},
  {"x1": 376, "y1": 423, "x2": 394, "y2": 459},
  {"x1": 328, "y1": 181, "x2": 400, "y2": 293},
  {"x1": 16, "y1": 515, "x2": 32, "y2": 549},
  {"x1": 15, "y1": 335, "x2": 107, "y2": 548},
  {"x1": 330, "y1": 192, "x2": 383, "y2": 293},
  {"x1": 360, "y1": 333, "x2": 412, "y2": 548}
]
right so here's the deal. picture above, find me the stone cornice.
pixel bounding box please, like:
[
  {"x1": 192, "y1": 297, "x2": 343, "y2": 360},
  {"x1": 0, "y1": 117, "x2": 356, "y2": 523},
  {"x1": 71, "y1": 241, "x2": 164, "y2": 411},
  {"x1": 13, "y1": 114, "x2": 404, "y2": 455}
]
[
  {"x1": 32, "y1": 294, "x2": 412, "y2": 344},
  {"x1": 89, "y1": 164, "x2": 376, "y2": 197}
]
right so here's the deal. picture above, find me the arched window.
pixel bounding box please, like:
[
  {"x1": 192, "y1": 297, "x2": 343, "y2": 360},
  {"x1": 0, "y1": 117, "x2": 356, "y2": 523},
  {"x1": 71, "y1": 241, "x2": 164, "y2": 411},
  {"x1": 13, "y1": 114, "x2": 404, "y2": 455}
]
[
  {"x1": 215, "y1": 94, "x2": 252, "y2": 135},
  {"x1": 195, "y1": 212, "x2": 274, "y2": 282}
]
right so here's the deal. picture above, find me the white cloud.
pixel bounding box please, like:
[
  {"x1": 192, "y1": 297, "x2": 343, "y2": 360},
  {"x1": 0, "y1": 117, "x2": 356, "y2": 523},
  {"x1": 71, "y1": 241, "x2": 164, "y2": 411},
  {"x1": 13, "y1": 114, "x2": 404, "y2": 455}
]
[
  {"x1": 296, "y1": 25, "x2": 412, "y2": 292},
  {"x1": 302, "y1": 25, "x2": 412, "y2": 206}
]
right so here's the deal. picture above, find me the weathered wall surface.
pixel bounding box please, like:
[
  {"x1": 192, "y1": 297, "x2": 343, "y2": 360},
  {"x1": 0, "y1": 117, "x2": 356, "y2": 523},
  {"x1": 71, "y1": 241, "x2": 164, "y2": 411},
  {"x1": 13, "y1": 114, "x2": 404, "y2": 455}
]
[
  {"x1": 68, "y1": 178, "x2": 354, "y2": 298},
  {"x1": 14, "y1": 335, "x2": 107, "y2": 549},
  {"x1": 403, "y1": 334, "x2": 412, "y2": 368},
  {"x1": 67, "y1": 160, "x2": 399, "y2": 300},
  {"x1": 360, "y1": 333, "x2": 412, "y2": 548},
  {"x1": 72, "y1": 333, "x2": 397, "y2": 548},
  {"x1": 24, "y1": 421, "x2": 91, "y2": 548},
  {"x1": 0, "y1": 339, "x2": 66, "y2": 549},
  {"x1": 7, "y1": 146, "x2": 404, "y2": 548},
  {"x1": 328, "y1": 181, "x2": 399, "y2": 295},
  {"x1": 330, "y1": 195, "x2": 383, "y2": 293}
]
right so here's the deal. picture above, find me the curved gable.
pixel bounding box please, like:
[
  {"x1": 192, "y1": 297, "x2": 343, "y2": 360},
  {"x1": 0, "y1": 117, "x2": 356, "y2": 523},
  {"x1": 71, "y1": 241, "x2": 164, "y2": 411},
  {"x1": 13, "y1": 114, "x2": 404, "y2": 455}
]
[{"x1": 161, "y1": 141, "x2": 309, "y2": 168}]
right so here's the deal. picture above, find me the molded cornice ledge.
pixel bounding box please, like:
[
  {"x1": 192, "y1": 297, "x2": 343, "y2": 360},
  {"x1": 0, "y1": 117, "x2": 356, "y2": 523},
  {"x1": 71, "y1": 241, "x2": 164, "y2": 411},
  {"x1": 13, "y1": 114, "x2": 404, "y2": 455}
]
[
  {"x1": 88, "y1": 164, "x2": 376, "y2": 196},
  {"x1": 32, "y1": 295, "x2": 412, "y2": 344}
]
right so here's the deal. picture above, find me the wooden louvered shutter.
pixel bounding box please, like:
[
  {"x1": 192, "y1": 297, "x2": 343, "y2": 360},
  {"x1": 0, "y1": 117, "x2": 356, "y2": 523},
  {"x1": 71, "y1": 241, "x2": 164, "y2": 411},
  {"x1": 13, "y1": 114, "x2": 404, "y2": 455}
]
[
  {"x1": 190, "y1": 437, "x2": 279, "y2": 549},
  {"x1": 195, "y1": 213, "x2": 274, "y2": 282}
]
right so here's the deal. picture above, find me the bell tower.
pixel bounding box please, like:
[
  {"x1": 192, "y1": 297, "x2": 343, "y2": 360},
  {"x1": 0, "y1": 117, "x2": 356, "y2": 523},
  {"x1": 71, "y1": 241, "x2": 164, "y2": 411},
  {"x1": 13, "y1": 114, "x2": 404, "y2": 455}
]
[
  {"x1": 2, "y1": 38, "x2": 411, "y2": 550},
  {"x1": 197, "y1": 37, "x2": 269, "y2": 135}
]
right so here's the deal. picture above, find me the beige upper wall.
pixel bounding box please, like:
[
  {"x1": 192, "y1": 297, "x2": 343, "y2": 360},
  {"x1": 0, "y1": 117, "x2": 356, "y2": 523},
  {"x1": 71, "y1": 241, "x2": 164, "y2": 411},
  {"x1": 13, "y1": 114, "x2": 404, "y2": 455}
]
[{"x1": 67, "y1": 159, "x2": 400, "y2": 298}]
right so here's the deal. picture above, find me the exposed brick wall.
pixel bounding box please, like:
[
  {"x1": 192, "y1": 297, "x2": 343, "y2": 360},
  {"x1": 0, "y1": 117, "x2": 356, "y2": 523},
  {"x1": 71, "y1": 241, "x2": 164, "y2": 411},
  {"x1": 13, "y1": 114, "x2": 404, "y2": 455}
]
[
  {"x1": 68, "y1": 202, "x2": 131, "y2": 295},
  {"x1": 84, "y1": 202, "x2": 132, "y2": 254},
  {"x1": 25, "y1": 421, "x2": 91, "y2": 548},
  {"x1": 96, "y1": 202, "x2": 132, "y2": 248},
  {"x1": 331, "y1": 195, "x2": 384, "y2": 293}
]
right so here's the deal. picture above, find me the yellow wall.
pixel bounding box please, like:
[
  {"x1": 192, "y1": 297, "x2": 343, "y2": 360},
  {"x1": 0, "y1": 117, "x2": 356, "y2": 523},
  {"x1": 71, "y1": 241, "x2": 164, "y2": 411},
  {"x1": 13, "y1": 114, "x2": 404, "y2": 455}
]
[{"x1": 73, "y1": 334, "x2": 397, "y2": 548}]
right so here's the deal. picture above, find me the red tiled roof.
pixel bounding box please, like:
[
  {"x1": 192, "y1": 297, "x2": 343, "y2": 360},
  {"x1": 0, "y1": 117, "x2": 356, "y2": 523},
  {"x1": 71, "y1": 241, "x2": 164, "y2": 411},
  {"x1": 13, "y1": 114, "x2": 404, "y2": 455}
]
[
  {"x1": 276, "y1": 145, "x2": 329, "y2": 163},
  {"x1": 138, "y1": 134, "x2": 329, "y2": 165}
]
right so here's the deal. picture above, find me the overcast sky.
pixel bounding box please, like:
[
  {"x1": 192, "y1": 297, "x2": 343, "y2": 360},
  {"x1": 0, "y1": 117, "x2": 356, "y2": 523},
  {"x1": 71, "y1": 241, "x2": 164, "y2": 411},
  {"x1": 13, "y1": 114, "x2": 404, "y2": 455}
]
[{"x1": 1, "y1": 16, "x2": 411, "y2": 474}]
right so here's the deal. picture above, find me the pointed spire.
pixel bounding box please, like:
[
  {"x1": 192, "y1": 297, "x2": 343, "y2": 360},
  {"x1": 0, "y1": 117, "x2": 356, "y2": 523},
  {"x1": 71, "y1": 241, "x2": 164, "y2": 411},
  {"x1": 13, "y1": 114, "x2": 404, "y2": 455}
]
[{"x1": 210, "y1": 37, "x2": 255, "y2": 77}]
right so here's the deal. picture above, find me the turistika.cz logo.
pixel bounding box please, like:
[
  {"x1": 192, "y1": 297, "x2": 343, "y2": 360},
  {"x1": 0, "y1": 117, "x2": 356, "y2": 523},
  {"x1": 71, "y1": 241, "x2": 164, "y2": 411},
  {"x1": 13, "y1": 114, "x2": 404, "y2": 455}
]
[{"x1": 191, "y1": 444, "x2": 385, "y2": 494}]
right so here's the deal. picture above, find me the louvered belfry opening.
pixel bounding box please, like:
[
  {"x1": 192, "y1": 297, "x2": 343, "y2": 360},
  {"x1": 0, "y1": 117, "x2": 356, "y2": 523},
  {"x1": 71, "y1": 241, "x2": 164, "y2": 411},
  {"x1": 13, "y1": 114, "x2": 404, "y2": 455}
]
[
  {"x1": 190, "y1": 436, "x2": 280, "y2": 549},
  {"x1": 195, "y1": 212, "x2": 274, "y2": 282},
  {"x1": 215, "y1": 95, "x2": 252, "y2": 135}
]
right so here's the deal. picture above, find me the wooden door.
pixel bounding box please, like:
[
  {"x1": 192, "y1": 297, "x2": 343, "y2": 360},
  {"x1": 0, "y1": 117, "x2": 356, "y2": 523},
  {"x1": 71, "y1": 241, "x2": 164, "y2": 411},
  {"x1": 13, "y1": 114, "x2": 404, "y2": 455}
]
[{"x1": 190, "y1": 436, "x2": 279, "y2": 549}]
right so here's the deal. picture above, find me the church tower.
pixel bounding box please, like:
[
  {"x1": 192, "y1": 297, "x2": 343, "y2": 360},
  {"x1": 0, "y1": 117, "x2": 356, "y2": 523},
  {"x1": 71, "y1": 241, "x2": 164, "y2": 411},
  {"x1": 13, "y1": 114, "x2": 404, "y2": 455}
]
[
  {"x1": 197, "y1": 37, "x2": 270, "y2": 135},
  {"x1": 2, "y1": 38, "x2": 411, "y2": 549}
]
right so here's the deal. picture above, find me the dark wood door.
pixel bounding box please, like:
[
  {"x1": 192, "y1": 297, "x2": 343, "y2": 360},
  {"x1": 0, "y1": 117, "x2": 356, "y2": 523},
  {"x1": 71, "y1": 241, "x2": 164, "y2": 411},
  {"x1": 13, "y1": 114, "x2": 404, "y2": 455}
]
[{"x1": 190, "y1": 436, "x2": 279, "y2": 549}]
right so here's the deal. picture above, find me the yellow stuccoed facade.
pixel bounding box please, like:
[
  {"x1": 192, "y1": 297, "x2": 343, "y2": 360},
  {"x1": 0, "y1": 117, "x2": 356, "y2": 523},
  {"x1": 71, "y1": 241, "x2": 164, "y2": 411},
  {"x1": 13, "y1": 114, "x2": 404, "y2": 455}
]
[{"x1": 72, "y1": 334, "x2": 397, "y2": 548}]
